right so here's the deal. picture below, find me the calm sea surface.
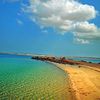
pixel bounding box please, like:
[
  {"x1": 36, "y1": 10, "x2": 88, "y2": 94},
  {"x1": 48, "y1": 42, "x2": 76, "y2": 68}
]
[
  {"x1": 0, "y1": 54, "x2": 71, "y2": 100},
  {"x1": 67, "y1": 57, "x2": 100, "y2": 64}
]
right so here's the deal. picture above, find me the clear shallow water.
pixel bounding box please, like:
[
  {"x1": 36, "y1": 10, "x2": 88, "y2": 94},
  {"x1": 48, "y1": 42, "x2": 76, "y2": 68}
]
[{"x1": 0, "y1": 54, "x2": 71, "y2": 100}]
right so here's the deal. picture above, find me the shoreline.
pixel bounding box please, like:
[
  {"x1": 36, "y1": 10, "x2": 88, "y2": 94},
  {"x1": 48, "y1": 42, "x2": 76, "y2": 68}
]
[
  {"x1": 51, "y1": 62, "x2": 100, "y2": 100},
  {"x1": 0, "y1": 53, "x2": 100, "y2": 99},
  {"x1": 49, "y1": 62, "x2": 79, "y2": 100},
  {"x1": 31, "y1": 55, "x2": 100, "y2": 99}
]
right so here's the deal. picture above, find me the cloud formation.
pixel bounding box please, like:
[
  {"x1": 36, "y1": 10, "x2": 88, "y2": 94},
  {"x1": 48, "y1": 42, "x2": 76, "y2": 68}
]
[
  {"x1": 25, "y1": 0, "x2": 100, "y2": 44},
  {"x1": 17, "y1": 19, "x2": 23, "y2": 25}
]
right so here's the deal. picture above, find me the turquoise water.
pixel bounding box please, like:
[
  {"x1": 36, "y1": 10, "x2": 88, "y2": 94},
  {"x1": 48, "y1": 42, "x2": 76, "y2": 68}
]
[{"x1": 0, "y1": 54, "x2": 71, "y2": 100}]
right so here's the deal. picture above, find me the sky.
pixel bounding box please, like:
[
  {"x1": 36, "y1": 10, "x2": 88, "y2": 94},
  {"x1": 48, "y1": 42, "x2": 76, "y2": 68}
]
[{"x1": 0, "y1": 0, "x2": 100, "y2": 57}]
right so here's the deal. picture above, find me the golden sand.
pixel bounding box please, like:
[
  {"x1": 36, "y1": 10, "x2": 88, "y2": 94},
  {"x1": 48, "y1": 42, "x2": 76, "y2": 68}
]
[{"x1": 52, "y1": 63, "x2": 100, "y2": 100}]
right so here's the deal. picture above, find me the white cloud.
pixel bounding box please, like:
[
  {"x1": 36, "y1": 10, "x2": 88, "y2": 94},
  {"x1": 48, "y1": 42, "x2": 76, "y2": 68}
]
[
  {"x1": 17, "y1": 12, "x2": 21, "y2": 16},
  {"x1": 73, "y1": 22, "x2": 97, "y2": 33},
  {"x1": 73, "y1": 22, "x2": 100, "y2": 40},
  {"x1": 42, "y1": 30, "x2": 48, "y2": 34},
  {"x1": 17, "y1": 19, "x2": 23, "y2": 25},
  {"x1": 24, "y1": 0, "x2": 100, "y2": 44},
  {"x1": 75, "y1": 38, "x2": 89, "y2": 44}
]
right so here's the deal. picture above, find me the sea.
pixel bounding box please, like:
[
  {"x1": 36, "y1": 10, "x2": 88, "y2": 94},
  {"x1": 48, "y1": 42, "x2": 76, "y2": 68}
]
[
  {"x1": 0, "y1": 54, "x2": 71, "y2": 100},
  {"x1": 67, "y1": 57, "x2": 100, "y2": 64}
]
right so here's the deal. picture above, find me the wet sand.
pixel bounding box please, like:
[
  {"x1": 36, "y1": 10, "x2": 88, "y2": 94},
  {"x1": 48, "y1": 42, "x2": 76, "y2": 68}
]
[{"x1": 52, "y1": 63, "x2": 100, "y2": 100}]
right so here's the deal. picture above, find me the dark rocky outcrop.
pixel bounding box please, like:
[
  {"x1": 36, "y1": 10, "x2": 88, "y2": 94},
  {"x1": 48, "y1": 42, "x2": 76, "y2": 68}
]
[
  {"x1": 32, "y1": 56, "x2": 78, "y2": 65},
  {"x1": 31, "y1": 56, "x2": 100, "y2": 68}
]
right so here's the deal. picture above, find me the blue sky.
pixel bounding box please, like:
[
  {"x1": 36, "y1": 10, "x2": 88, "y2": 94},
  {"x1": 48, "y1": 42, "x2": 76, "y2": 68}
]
[{"x1": 0, "y1": 0, "x2": 100, "y2": 57}]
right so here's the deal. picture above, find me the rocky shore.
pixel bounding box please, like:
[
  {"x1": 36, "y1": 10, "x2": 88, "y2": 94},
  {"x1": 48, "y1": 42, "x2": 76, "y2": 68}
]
[
  {"x1": 31, "y1": 55, "x2": 100, "y2": 67},
  {"x1": 32, "y1": 56, "x2": 80, "y2": 65}
]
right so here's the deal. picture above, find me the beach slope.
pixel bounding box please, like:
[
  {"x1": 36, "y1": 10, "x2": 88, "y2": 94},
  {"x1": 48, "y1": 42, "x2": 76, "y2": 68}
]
[{"x1": 53, "y1": 63, "x2": 100, "y2": 100}]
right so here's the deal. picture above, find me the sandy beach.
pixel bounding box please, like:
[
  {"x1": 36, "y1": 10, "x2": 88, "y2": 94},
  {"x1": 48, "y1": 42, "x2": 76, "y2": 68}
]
[{"x1": 53, "y1": 63, "x2": 100, "y2": 100}]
